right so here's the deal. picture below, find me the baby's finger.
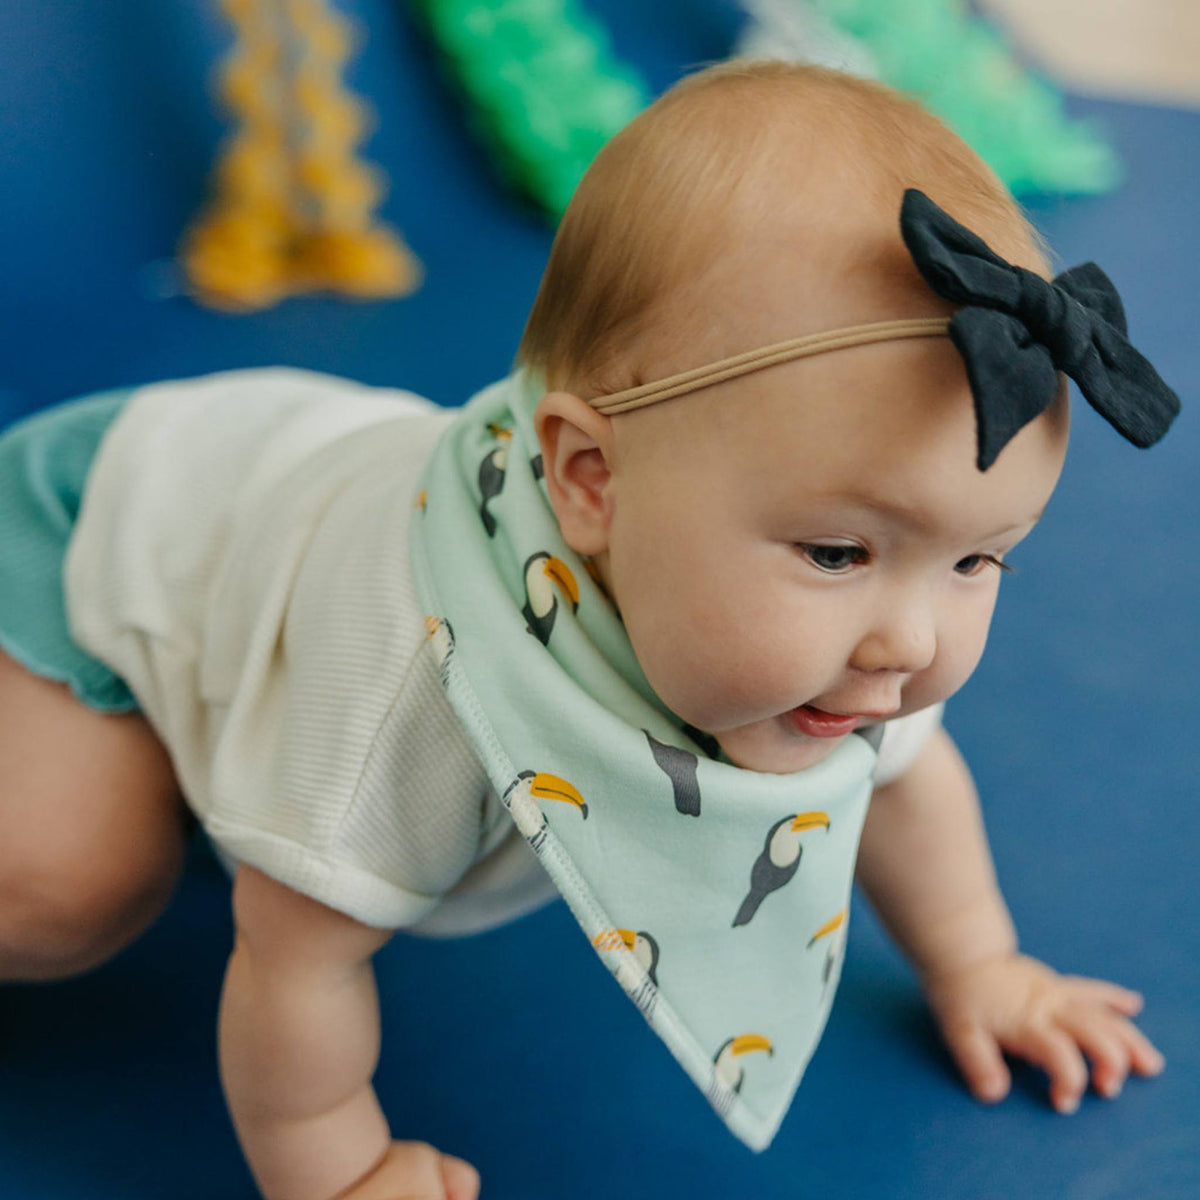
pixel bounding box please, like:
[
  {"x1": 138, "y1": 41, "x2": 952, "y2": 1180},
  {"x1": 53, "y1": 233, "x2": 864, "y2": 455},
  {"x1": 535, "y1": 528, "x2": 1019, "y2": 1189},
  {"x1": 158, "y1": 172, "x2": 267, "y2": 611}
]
[
  {"x1": 1116, "y1": 1020, "x2": 1166, "y2": 1078},
  {"x1": 441, "y1": 1155, "x2": 481, "y2": 1200},
  {"x1": 1003, "y1": 1024, "x2": 1089, "y2": 1114},
  {"x1": 1058, "y1": 1009, "x2": 1131, "y2": 1098},
  {"x1": 944, "y1": 1019, "x2": 1011, "y2": 1102},
  {"x1": 1060, "y1": 975, "x2": 1144, "y2": 1016}
]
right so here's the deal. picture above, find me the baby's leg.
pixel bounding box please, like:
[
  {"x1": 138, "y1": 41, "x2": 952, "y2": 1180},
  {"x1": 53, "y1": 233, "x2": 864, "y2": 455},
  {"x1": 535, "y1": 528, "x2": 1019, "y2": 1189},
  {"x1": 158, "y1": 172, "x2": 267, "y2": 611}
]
[{"x1": 0, "y1": 646, "x2": 187, "y2": 981}]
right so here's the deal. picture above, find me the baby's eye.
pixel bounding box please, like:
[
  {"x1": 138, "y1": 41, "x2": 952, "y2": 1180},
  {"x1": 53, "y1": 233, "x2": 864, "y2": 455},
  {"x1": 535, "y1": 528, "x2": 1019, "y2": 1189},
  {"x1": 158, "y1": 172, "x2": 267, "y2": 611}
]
[
  {"x1": 954, "y1": 553, "x2": 1010, "y2": 576},
  {"x1": 798, "y1": 543, "x2": 868, "y2": 573}
]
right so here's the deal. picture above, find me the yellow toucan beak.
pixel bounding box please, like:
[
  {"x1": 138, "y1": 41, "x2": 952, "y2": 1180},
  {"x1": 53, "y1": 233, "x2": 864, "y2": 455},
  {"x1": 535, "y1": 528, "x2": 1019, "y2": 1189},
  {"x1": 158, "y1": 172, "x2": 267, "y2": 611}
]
[
  {"x1": 791, "y1": 811, "x2": 831, "y2": 833},
  {"x1": 542, "y1": 556, "x2": 580, "y2": 611},
  {"x1": 592, "y1": 928, "x2": 636, "y2": 952},
  {"x1": 530, "y1": 772, "x2": 587, "y2": 813},
  {"x1": 808, "y1": 909, "x2": 847, "y2": 948},
  {"x1": 731, "y1": 1033, "x2": 774, "y2": 1057}
]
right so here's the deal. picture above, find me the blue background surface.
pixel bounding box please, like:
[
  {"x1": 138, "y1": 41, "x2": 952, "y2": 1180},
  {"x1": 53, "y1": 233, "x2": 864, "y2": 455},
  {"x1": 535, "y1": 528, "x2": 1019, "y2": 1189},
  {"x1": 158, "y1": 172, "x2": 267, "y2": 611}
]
[{"x1": 1, "y1": 2, "x2": 1197, "y2": 1197}]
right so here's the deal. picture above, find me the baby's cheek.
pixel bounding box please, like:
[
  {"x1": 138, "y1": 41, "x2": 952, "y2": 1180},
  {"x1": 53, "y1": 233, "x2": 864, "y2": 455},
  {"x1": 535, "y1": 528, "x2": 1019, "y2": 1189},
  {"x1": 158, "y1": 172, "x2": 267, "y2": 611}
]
[
  {"x1": 616, "y1": 542, "x2": 811, "y2": 725},
  {"x1": 937, "y1": 616, "x2": 994, "y2": 700},
  {"x1": 665, "y1": 630, "x2": 804, "y2": 731},
  {"x1": 634, "y1": 628, "x2": 742, "y2": 724},
  {"x1": 624, "y1": 604, "x2": 763, "y2": 727},
  {"x1": 907, "y1": 640, "x2": 986, "y2": 711}
]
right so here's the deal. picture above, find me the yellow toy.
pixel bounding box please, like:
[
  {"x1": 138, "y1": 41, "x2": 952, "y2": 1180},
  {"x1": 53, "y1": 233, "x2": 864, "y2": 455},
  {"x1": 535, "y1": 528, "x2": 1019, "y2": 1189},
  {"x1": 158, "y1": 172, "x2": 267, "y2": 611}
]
[{"x1": 180, "y1": 0, "x2": 420, "y2": 311}]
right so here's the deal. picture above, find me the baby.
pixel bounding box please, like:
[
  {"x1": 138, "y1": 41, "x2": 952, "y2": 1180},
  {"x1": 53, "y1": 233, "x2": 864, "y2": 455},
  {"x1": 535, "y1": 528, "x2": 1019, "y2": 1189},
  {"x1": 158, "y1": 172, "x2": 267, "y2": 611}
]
[{"x1": 0, "y1": 61, "x2": 1176, "y2": 1200}]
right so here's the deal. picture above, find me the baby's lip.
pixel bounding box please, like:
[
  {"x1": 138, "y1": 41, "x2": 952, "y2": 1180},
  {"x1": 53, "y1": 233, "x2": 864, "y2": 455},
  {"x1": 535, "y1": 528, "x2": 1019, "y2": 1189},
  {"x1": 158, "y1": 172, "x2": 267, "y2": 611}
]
[
  {"x1": 787, "y1": 705, "x2": 863, "y2": 738},
  {"x1": 787, "y1": 703, "x2": 901, "y2": 739},
  {"x1": 810, "y1": 705, "x2": 900, "y2": 720}
]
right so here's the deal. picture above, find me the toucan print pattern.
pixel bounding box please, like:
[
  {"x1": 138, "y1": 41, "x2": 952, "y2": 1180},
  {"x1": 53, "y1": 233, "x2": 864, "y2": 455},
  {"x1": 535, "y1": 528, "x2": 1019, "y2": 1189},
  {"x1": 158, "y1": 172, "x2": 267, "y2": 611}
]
[
  {"x1": 645, "y1": 730, "x2": 702, "y2": 816},
  {"x1": 477, "y1": 423, "x2": 512, "y2": 536},
  {"x1": 521, "y1": 551, "x2": 579, "y2": 644},
  {"x1": 593, "y1": 927, "x2": 660, "y2": 1016},
  {"x1": 809, "y1": 909, "x2": 850, "y2": 1000},
  {"x1": 423, "y1": 616, "x2": 455, "y2": 685},
  {"x1": 709, "y1": 1034, "x2": 775, "y2": 1113},
  {"x1": 410, "y1": 371, "x2": 881, "y2": 1152},
  {"x1": 503, "y1": 769, "x2": 588, "y2": 855},
  {"x1": 733, "y1": 812, "x2": 831, "y2": 927}
]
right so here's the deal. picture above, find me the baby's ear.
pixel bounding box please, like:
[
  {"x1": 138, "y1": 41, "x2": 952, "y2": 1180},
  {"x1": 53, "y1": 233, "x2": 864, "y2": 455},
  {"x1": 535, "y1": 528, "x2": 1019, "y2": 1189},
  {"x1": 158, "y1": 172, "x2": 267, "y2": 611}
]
[{"x1": 533, "y1": 391, "x2": 616, "y2": 557}]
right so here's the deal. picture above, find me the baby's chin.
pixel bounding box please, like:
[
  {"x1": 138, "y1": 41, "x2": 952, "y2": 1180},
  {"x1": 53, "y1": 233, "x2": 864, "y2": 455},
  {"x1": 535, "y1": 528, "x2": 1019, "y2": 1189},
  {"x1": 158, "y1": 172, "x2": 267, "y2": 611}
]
[{"x1": 714, "y1": 719, "x2": 847, "y2": 774}]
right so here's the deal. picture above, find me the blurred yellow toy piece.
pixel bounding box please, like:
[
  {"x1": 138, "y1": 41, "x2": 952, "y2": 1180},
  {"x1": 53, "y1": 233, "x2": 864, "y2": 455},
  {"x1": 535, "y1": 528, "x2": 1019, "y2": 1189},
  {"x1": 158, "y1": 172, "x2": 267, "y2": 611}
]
[{"x1": 180, "y1": 0, "x2": 421, "y2": 311}]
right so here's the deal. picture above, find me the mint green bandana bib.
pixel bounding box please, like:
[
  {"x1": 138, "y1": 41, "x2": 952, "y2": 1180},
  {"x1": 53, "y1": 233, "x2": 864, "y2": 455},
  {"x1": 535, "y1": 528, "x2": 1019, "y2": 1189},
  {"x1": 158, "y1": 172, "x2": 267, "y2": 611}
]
[{"x1": 409, "y1": 370, "x2": 880, "y2": 1151}]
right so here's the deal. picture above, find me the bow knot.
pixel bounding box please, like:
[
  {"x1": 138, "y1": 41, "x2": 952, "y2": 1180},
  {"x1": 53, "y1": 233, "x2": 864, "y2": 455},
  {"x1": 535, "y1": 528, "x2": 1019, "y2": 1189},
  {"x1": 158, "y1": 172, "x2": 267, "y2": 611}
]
[
  {"x1": 900, "y1": 188, "x2": 1179, "y2": 470},
  {"x1": 1016, "y1": 271, "x2": 1073, "y2": 365}
]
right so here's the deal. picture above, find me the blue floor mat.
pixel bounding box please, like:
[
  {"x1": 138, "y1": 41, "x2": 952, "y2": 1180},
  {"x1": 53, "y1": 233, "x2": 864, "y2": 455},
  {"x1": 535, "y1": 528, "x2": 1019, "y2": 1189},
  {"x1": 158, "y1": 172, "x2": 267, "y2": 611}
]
[{"x1": 1, "y1": 2, "x2": 1197, "y2": 1197}]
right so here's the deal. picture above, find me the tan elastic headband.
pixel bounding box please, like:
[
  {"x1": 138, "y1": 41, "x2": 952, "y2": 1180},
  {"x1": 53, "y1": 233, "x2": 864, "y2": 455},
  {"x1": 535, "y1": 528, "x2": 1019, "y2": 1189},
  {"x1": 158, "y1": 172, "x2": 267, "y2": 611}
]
[{"x1": 587, "y1": 316, "x2": 951, "y2": 415}]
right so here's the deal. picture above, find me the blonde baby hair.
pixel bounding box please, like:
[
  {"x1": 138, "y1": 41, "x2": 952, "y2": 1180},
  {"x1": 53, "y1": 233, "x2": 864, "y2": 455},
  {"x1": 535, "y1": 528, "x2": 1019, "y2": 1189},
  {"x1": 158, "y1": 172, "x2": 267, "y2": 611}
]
[{"x1": 517, "y1": 59, "x2": 1050, "y2": 397}]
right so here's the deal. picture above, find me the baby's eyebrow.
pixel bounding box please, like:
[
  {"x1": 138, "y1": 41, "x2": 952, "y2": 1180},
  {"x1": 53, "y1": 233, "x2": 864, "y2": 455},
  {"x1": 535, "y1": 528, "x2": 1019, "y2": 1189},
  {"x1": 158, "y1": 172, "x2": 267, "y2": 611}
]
[{"x1": 831, "y1": 492, "x2": 1046, "y2": 538}]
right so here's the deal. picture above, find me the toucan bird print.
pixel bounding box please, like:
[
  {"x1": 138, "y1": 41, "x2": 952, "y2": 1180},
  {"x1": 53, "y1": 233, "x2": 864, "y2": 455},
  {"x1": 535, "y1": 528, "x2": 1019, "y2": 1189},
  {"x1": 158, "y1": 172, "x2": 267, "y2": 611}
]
[
  {"x1": 809, "y1": 908, "x2": 849, "y2": 995},
  {"x1": 423, "y1": 615, "x2": 456, "y2": 685},
  {"x1": 855, "y1": 722, "x2": 885, "y2": 752},
  {"x1": 645, "y1": 730, "x2": 702, "y2": 816},
  {"x1": 478, "y1": 424, "x2": 512, "y2": 536},
  {"x1": 593, "y1": 927, "x2": 661, "y2": 1016},
  {"x1": 732, "y1": 811, "x2": 831, "y2": 927},
  {"x1": 522, "y1": 551, "x2": 580, "y2": 644},
  {"x1": 713, "y1": 1033, "x2": 774, "y2": 1095},
  {"x1": 808, "y1": 908, "x2": 846, "y2": 950},
  {"x1": 593, "y1": 927, "x2": 661, "y2": 987},
  {"x1": 681, "y1": 722, "x2": 721, "y2": 759},
  {"x1": 503, "y1": 769, "x2": 588, "y2": 854}
]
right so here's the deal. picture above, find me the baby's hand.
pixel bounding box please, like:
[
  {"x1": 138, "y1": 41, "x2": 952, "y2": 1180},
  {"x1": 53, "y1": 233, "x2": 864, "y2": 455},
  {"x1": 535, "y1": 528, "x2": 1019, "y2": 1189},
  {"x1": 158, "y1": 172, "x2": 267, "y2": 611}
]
[
  {"x1": 333, "y1": 1141, "x2": 480, "y2": 1200},
  {"x1": 923, "y1": 952, "x2": 1165, "y2": 1114}
]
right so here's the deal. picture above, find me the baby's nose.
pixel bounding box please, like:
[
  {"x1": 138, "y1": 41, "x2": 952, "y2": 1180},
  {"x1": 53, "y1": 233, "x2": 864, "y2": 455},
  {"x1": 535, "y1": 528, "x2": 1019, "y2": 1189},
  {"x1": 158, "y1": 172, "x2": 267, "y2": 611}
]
[{"x1": 850, "y1": 601, "x2": 937, "y2": 676}]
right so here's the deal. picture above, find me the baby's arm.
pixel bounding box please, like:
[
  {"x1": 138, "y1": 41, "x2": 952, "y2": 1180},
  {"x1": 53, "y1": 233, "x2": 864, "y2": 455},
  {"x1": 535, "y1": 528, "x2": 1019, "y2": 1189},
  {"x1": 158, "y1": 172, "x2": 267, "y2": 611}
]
[
  {"x1": 219, "y1": 864, "x2": 479, "y2": 1200},
  {"x1": 856, "y1": 725, "x2": 1164, "y2": 1113}
]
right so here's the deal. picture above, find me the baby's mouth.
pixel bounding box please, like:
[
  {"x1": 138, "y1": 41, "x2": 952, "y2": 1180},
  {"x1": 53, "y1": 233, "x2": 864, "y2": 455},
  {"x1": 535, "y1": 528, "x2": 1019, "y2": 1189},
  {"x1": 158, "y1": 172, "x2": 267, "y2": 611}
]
[{"x1": 786, "y1": 705, "x2": 863, "y2": 738}]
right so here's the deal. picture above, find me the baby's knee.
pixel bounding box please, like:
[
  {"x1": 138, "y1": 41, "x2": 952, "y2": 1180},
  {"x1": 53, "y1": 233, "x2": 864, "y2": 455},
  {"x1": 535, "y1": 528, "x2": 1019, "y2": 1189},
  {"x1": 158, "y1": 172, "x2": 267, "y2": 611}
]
[{"x1": 0, "y1": 820, "x2": 186, "y2": 982}]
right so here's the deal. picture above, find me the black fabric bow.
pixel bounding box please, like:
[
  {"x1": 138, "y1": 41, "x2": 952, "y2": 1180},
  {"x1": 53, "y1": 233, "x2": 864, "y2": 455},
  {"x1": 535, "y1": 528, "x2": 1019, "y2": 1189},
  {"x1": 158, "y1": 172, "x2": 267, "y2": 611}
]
[{"x1": 899, "y1": 188, "x2": 1180, "y2": 470}]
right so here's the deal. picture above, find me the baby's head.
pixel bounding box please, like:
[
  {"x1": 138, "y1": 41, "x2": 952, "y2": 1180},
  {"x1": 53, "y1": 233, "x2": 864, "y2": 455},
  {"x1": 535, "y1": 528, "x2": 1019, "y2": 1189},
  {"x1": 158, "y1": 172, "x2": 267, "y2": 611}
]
[{"x1": 523, "y1": 61, "x2": 1070, "y2": 773}]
